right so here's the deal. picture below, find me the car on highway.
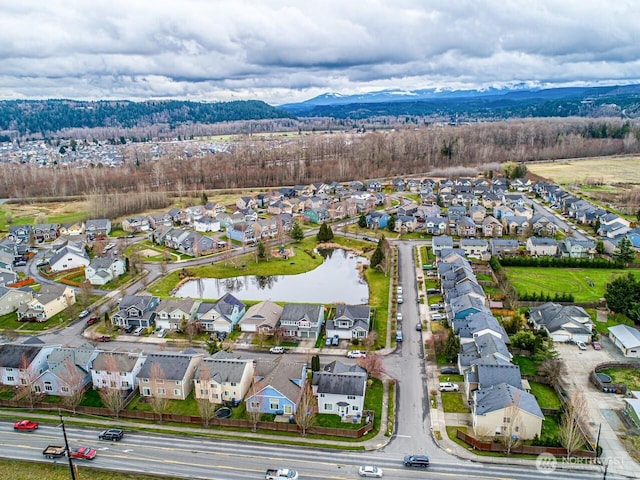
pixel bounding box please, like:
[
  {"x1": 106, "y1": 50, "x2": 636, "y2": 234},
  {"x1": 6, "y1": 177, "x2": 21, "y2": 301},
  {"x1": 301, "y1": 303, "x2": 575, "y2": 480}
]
[
  {"x1": 358, "y1": 465, "x2": 384, "y2": 477},
  {"x1": 403, "y1": 454, "x2": 430, "y2": 468},
  {"x1": 347, "y1": 350, "x2": 367, "y2": 359},
  {"x1": 592, "y1": 341, "x2": 602, "y2": 350},
  {"x1": 14, "y1": 419, "x2": 39, "y2": 431},
  {"x1": 69, "y1": 446, "x2": 97, "y2": 460},
  {"x1": 99, "y1": 428, "x2": 124, "y2": 441},
  {"x1": 269, "y1": 346, "x2": 285, "y2": 354},
  {"x1": 439, "y1": 382, "x2": 459, "y2": 392},
  {"x1": 576, "y1": 341, "x2": 587, "y2": 350}
]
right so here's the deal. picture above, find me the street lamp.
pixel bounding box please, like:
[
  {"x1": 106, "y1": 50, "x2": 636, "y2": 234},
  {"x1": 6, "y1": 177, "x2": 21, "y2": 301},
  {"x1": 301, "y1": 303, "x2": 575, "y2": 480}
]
[{"x1": 58, "y1": 410, "x2": 77, "y2": 480}]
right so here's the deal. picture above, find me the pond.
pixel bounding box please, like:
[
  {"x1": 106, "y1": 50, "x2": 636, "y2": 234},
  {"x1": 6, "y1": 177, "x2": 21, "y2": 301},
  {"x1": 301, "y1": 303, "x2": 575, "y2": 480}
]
[{"x1": 174, "y1": 248, "x2": 369, "y2": 304}]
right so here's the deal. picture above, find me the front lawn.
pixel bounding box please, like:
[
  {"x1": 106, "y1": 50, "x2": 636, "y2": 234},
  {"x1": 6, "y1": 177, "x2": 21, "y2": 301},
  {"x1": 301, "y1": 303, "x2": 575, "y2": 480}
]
[
  {"x1": 363, "y1": 377, "x2": 383, "y2": 429},
  {"x1": 126, "y1": 392, "x2": 200, "y2": 416},
  {"x1": 540, "y1": 416, "x2": 560, "y2": 444},
  {"x1": 441, "y1": 392, "x2": 470, "y2": 413},
  {"x1": 529, "y1": 382, "x2": 561, "y2": 410},
  {"x1": 505, "y1": 267, "x2": 633, "y2": 303}
]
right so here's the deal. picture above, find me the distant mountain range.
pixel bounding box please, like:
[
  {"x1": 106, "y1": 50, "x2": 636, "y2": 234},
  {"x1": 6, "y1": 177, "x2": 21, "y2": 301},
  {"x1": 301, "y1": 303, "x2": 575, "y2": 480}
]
[{"x1": 279, "y1": 83, "x2": 640, "y2": 120}]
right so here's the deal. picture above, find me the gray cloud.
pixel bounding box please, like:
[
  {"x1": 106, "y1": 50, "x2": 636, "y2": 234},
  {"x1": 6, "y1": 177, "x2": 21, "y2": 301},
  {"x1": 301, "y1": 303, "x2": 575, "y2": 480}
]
[{"x1": 0, "y1": 0, "x2": 638, "y2": 105}]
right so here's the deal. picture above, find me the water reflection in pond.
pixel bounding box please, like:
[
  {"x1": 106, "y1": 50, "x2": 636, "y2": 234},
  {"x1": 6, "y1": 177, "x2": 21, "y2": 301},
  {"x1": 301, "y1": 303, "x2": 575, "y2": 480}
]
[{"x1": 175, "y1": 249, "x2": 369, "y2": 304}]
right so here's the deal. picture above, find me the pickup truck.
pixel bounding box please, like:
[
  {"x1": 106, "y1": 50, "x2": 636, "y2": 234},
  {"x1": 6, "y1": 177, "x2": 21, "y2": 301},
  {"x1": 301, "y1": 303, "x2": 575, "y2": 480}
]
[
  {"x1": 265, "y1": 468, "x2": 299, "y2": 480},
  {"x1": 43, "y1": 445, "x2": 66, "y2": 459}
]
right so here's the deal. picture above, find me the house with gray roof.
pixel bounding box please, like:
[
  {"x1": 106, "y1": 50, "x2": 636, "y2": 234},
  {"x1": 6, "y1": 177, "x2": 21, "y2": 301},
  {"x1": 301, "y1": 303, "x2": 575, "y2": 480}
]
[
  {"x1": 246, "y1": 359, "x2": 306, "y2": 415},
  {"x1": 48, "y1": 244, "x2": 90, "y2": 273},
  {"x1": 194, "y1": 293, "x2": 245, "y2": 333},
  {"x1": 85, "y1": 219, "x2": 111, "y2": 236},
  {"x1": 155, "y1": 298, "x2": 199, "y2": 331},
  {"x1": 85, "y1": 256, "x2": 126, "y2": 286},
  {"x1": 0, "y1": 268, "x2": 18, "y2": 287},
  {"x1": 138, "y1": 352, "x2": 203, "y2": 400},
  {"x1": 458, "y1": 337, "x2": 513, "y2": 372},
  {"x1": 194, "y1": 356, "x2": 255, "y2": 405},
  {"x1": 489, "y1": 238, "x2": 519, "y2": 257},
  {"x1": 280, "y1": 304, "x2": 324, "y2": 339},
  {"x1": 90, "y1": 351, "x2": 146, "y2": 392},
  {"x1": 558, "y1": 238, "x2": 596, "y2": 259},
  {"x1": 16, "y1": 284, "x2": 76, "y2": 322},
  {"x1": 528, "y1": 302, "x2": 593, "y2": 343},
  {"x1": 608, "y1": 324, "x2": 640, "y2": 358},
  {"x1": 526, "y1": 237, "x2": 558, "y2": 256},
  {"x1": 0, "y1": 285, "x2": 32, "y2": 316},
  {"x1": 326, "y1": 304, "x2": 371, "y2": 340},
  {"x1": 459, "y1": 238, "x2": 489, "y2": 259},
  {"x1": 34, "y1": 343, "x2": 99, "y2": 396},
  {"x1": 0, "y1": 342, "x2": 59, "y2": 387},
  {"x1": 464, "y1": 362, "x2": 522, "y2": 402},
  {"x1": 472, "y1": 383, "x2": 543, "y2": 440},
  {"x1": 313, "y1": 369, "x2": 367, "y2": 418},
  {"x1": 111, "y1": 295, "x2": 159, "y2": 329},
  {"x1": 432, "y1": 235, "x2": 454, "y2": 255}
]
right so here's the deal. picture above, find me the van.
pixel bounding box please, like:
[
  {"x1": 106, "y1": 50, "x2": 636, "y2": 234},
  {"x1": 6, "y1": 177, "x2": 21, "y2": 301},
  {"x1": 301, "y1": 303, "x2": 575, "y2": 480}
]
[
  {"x1": 134, "y1": 327, "x2": 145, "y2": 336},
  {"x1": 403, "y1": 454, "x2": 430, "y2": 468},
  {"x1": 395, "y1": 331, "x2": 403, "y2": 342}
]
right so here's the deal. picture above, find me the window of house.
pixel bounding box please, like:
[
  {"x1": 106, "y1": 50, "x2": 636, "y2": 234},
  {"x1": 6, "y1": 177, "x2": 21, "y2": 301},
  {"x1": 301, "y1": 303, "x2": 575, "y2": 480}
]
[
  {"x1": 44, "y1": 382, "x2": 53, "y2": 391},
  {"x1": 269, "y1": 399, "x2": 279, "y2": 410},
  {"x1": 61, "y1": 386, "x2": 69, "y2": 393},
  {"x1": 173, "y1": 389, "x2": 181, "y2": 396},
  {"x1": 230, "y1": 382, "x2": 237, "y2": 387},
  {"x1": 347, "y1": 395, "x2": 355, "y2": 400},
  {"x1": 157, "y1": 388, "x2": 166, "y2": 395},
  {"x1": 213, "y1": 394, "x2": 219, "y2": 399},
  {"x1": 122, "y1": 381, "x2": 129, "y2": 387},
  {"x1": 142, "y1": 378, "x2": 149, "y2": 383},
  {"x1": 34, "y1": 385, "x2": 41, "y2": 392},
  {"x1": 142, "y1": 387, "x2": 150, "y2": 396},
  {"x1": 156, "y1": 379, "x2": 164, "y2": 384},
  {"x1": 352, "y1": 406, "x2": 359, "y2": 411},
  {"x1": 7, "y1": 376, "x2": 14, "y2": 382},
  {"x1": 503, "y1": 417, "x2": 511, "y2": 423},
  {"x1": 200, "y1": 389, "x2": 208, "y2": 396},
  {"x1": 319, "y1": 393, "x2": 325, "y2": 398}
]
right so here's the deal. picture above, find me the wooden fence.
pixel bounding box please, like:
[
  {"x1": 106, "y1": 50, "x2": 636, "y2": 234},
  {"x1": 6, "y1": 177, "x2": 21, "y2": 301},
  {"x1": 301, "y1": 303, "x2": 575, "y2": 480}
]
[
  {"x1": 456, "y1": 430, "x2": 596, "y2": 458},
  {"x1": 0, "y1": 398, "x2": 374, "y2": 439}
]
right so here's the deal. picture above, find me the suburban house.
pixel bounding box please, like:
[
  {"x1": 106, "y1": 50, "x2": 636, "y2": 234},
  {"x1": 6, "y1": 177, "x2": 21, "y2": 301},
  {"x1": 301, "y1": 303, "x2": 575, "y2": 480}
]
[
  {"x1": 59, "y1": 222, "x2": 85, "y2": 236},
  {"x1": 608, "y1": 324, "x2": 640, "y2": 358},
  {"x1": 489, "y1": 239, "x2": 520, "y2": 257},
  {"x1": 472, "y1": 383, "x2": 544, "y2": 440},
  {"x1": 559, "y1": 238, "x2": 596, "y2": 258},
  {"x1": 325, "y1": 304, "x2": 371, "y2": 340},
  {"x1": 432, "y1": 235, "x2": 454, "y2": 255},
  {"x1": 459, "y1": 239, "x2": 489, "y2": 260},
  {"x1": 194, "y1": 293, "x2": 246, "y2": 333},
  {"x1": 121, "y1": 216, "x2": 150, "y2": 233},
  {"x1": 85, "y1": 256, "x2": 126, "y2": 285},
  {"x1": 147, "y1": 212, "x2": 173, "y2": 229},
  {"x1": 528, "y1": 303, "x2": 593, "y2": 343},
  {"x1": 279, "y1": 303, "x2": 325, "y2": 339},
  {"x1": 137, "y1": 352, "x2": 203, "y2": 401},
  {"x1": 90, "y1": 351, "x2": 146, "y2": 393},
  {"x1": 0, "y1": 286, "x2": 33, "y2": 316},
  {"x1": 246, "y1": 360, "x2": 306, "y2": 416},
  {"x1": 226, "y1": 222, "x2": 256, "y2": 244},
  {"x1": 238, "y1": 300, "x2": 283, "y2": 335},
  {"x1": 194, "y1": 216, "x2": 221, "y2": 233},
  {"x1": 34, "y1": 223, "x2": 60, "y2": 242},
  {"x1": 194, "y1": 355, "x2": 255, "y2": 405},
  {"x1": 526, "y1": 237, "x2": 558, "y2": 256},
  {"x1": 16, "y1": 284, "x2": 76, "y2": 322},
  {"x1": 424, "y1": 216, "x2": 448, "y2": 235},
  {"x1": 111, "y1": 295, "x2": 159, "y2": 329},
  {"x1": 464, "y1": 361, "x2": 523, "y2": 402},
  {"x1": 155, "y1": 298, "x2": 199, "y2": 331},
  {"x1": 48, "y1": 243, "x2": 90, "y2": 273},
  {"x1": 313, "y1": 362, "x2": 367, "y2": 419},
  {"x1": 85, "y1": 219, "x2": 112, "y2": 237},
  {"x1": 33, "y1": 343, "x2": 99, "y2": 396},
  {"x1": 0, "y1": 342, "x2": 58, "y2": 387}
]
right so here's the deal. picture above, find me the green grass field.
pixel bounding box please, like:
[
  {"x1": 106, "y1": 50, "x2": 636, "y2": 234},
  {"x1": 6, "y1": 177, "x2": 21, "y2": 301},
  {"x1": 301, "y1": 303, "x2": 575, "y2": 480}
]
[{"x1": 505, "y1": 267, "x2": 633, "y2": 303}]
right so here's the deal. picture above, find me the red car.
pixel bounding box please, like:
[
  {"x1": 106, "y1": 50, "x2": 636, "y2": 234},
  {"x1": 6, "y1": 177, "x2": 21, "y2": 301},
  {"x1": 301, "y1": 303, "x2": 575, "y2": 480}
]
[
  {"x1": 97, "y1": 335, "x2": 111, "y2": 342},
  {"x1": 14, "y1": 420, "x2": 39, "y2": 431},
  {"x1": 69, "y1": 446, "x2": 97, "y2": 460},
  {"x1": 592, "y1": 341, "x2": 602, "y2": 350},
  {"x1": 86, "y1": 317, "x2": 98, "y2": 326}
]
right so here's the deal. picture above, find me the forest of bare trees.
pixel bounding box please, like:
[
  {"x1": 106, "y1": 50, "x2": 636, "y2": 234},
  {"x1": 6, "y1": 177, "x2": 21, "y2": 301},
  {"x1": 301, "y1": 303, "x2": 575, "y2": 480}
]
[{"x1": 1, "y1": 117, "x2": 638, "y2": 200}]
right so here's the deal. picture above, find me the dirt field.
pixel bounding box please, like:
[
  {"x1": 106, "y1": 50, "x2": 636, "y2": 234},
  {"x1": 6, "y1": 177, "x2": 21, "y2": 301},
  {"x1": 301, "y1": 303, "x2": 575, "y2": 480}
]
[{"x1": 528, "y1": 156, "x2": 640, "y2": 185}]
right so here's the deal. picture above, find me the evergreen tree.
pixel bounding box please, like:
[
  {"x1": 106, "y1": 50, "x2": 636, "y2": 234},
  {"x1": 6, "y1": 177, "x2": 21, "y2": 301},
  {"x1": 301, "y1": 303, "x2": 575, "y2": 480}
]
[
  {"x1": 290, "y1": 222, "x2": 304, "y2": 241},
  {"x1": 316, "y1": 222, "x2": 334, "y2": 242},
  {"x1": 443, "y1": 329, "x2": 461, "y2": 363},
  {"x1": 387, "y1": 214, "x2": 396, "y2": 232},
  {"x1": 358, "y1": 214, "x2": 367, "y2": 228},
  {"x1": 370, "y1": 242, "x2": 384, "y2": 269},
  {"x1": 200, "y1": 191, "x2": 208, "y2": 205},
  {"x1": 311, "y1": 354, "x2": 320, "y2": 372},
  {"x1": 614, "y1": 237, "x2": 636, "y2": 265}
]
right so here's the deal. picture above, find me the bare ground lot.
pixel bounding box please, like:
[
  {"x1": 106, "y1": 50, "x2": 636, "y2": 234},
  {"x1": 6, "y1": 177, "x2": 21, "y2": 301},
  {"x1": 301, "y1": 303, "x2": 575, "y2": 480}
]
[{"x1": 528, "y1": 156, "x2": 640, "y2": 185}]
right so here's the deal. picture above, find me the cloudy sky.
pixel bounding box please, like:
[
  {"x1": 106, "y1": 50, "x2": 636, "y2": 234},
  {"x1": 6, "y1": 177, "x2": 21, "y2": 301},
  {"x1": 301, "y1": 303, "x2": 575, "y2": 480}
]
[{"x1": 1, "y1": 0, "x2": 639, "y2": 105}]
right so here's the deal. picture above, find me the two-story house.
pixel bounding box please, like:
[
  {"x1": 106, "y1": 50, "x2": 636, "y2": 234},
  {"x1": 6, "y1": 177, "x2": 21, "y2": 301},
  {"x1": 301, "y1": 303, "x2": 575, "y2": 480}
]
[
  {"x1": 194, "y1": 354, "x2": 255, "y2": 406},
  {"x1": 111, "y1": 295, "x2": 159, "y2": 329},
  {"x1": 325, "y1": 304, "x2": 371, "y2": 340},
  {"x1": 279, "y1": 304, "x2": 324, "y2": 339},
  {"x1": 194, "y1": 293, "x2": 245, "y2": 333},
  {"x1": 155, "y1": 298, "x2": 199, "y2": 331},
  {"x1": 16, "y1": 284, "x2": 76, "y2": 322},
  {"x1": 137, "y1": 352, "x2": 203, "y2": 401},
  {"x1": 238, "y1": 300, "x2": 283, "y2": 335},
  {"x1": 90, "y1": 351, "x2": 146, "y2": 393}
]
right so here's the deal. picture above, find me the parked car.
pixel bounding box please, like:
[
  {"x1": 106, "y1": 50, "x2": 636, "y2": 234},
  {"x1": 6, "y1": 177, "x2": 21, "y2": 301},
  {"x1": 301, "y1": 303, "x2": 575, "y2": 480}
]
[
  {"x1": 270, "y1": 346, "x2": 285, "y2": 354},
  {"x1": 157, "y1": 328, "x2": 167, "y2": 338},
  {"x1": 439, "y1": 382, "x2": 459, "y2": 392},
  {"x1": 403, "y1": 455, "x2": 430, "y2": 468},
  {"x1": 397, "y1": 286, "x2": 403, "y2": 295},
  {"x1": 97, "y1": 335, "x2": 111, "y2": 342},
  {"x1": 13, "y1": 260, "x2": 27, "y2": 267},
  {"x1": 396, "y1": 312, "x2": 403, "y2": 321},
  {"x1": 395, "y1": 331, "x2": 403, "y2": 342},
  {"x1": 86, "y1": 316, "x2": 98, "y2": 326},
  {"x1": 415, "y1": 322, "x2": 422, "y2": 331},
  {"x1": 123, "y1": 325, "x2": 135, "y2": 334},
  {"x1": 69, "y1": 446, "x2": 97, "y2": 460},
  {"x1": 440, "y1": 366, "x2": 460, "y2": 375},
  {"x1": 592, "y1": 341, "x2": 602, "y2": 350},
  {"x1": 431, "y1": 313, "x2": 445, "y2": 320},
  {"x1": 78, "y1": 310, "x2": 90, "y2": 319},
  {"x1": 576, "y1": 341, "x2": 587, "y2": 350},
  {"x1": 14, "y1": 420, "x2": 39, "y2": 431},
  {"x1": 98, "y1": 428, "x2": 124, "y2": 441},
  {"x1": 347, "y1": 350, "x2": 367, "y2": 359},
  {"x1": 427, "y1": 288, "x2": 439, "y2": 294},
  {"x1": 430, "y1": 303, "x2": 444, "y2": 310},
  {"x1": 217, "y1": 331, "x2": 228, "y2": 341},
  {"x1": 358, "y1": 465, "x2": 384, "y2": 477},
  {"x1": 325, "y1": 337, "x2": 333, "y2": 346},
  {"x1": 397, "y1": 295, "x2": 404, "y2": 304},
  {"x1": 133, "y1": 326, "x2": 145, "y2": 336},
  {"x1": 331, "y1": 335, "x2": 340, "y2": 346}
]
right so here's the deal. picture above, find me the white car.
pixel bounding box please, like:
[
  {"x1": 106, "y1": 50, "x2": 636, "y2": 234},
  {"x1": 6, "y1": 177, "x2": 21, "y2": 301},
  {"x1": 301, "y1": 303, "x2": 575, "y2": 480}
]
[
  {"x1": 576, "y1": 341, "x2": 587, "y2": 350},
  {"x1": 358, "y1": 465, "x2": 383, "y2": 477},
  {"x1": 396, "y1": 312, "x2": 403, "y2": 321},
  {"x1": 347, "y1": 350, "x2": 367, "y2": 359},
  {"x1": 431, "y1": 313, "x2": 445, "y2": 320},
  {"x1": 439, "y1": 382, "x2": 459, "y2": 392},
  {"x1": 269, "y1": 346, "x2": 285, "y2": 354}
]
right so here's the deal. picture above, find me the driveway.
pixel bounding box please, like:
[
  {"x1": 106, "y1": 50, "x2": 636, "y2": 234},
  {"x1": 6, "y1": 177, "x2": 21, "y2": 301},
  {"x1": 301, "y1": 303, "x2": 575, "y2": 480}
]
[{"x1": 555, "y1": 342, "x2": 638, "y2": 477}]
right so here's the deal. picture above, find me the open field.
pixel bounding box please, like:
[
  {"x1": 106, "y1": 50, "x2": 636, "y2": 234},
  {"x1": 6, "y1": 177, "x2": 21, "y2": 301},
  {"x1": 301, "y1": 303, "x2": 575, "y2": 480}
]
[
  {"x1": 528, "y1": 156, "x2": 640, "y2": 185},
  {"x1": 0, "y1": 201, "x2": 88, "y2": 233},
  {"x1": 505, "y1": 267, "x2": 635, "y2": 303}
]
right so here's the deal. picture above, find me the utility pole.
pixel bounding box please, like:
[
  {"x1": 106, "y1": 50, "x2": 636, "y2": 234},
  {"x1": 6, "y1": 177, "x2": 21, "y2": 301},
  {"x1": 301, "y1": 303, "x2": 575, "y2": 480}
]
[{"x1": 59, "y1": 410, "x2": 77, "y2": 480}]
